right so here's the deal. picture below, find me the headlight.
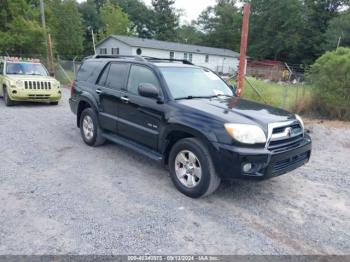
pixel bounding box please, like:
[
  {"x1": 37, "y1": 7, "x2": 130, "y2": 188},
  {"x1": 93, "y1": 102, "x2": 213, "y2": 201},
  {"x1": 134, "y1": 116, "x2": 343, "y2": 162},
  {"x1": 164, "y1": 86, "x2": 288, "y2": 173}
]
[
  {"x1": 224, "y1": 123, "x2": 266, "y2": 144},
  {"x1": 295, "y1": 114, "x2": 304, "y2": 130},
  {"x1": 15, "y1": 80, "x2": 24, "y2": 88},
  {"x1": 54, "y1": 81, "x2": 60, "y2": 88}
]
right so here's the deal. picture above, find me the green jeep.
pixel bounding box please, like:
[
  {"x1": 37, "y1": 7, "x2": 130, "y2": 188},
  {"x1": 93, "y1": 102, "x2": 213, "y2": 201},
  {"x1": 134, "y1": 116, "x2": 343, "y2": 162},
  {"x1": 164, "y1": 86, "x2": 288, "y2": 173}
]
[{"x1": 0, "y1": 58, "x2": 62, "y2": 106}]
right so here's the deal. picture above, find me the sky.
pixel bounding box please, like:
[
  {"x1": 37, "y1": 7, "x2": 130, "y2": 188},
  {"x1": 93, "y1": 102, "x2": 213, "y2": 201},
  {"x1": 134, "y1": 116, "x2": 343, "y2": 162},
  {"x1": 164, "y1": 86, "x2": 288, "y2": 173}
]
[
  {"x1": 142, "y1": 0, "x2": 217, "y2": 24},
  {"x1": 76, "y1": 0, "x2": 217, "y2": 24}
]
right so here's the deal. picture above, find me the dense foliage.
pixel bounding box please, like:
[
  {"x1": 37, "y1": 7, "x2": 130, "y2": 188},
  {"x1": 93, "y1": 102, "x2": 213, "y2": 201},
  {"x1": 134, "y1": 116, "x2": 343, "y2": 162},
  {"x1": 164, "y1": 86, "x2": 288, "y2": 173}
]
[
  {"x1": 0, "y1": 0, "x2": 350, "y2": 63},
  {"x1": 309, "y1": 47, "x2": 350, "y2": 120},
  {"x1": 49, "y1": 0, "x2": 84, "y2": 58},
  {"x1": 0, "y1": 0, "x2": 45, "y2": 56},
  {"x1": 98, "y1": 0, "x2": 131, "y2": 40}
]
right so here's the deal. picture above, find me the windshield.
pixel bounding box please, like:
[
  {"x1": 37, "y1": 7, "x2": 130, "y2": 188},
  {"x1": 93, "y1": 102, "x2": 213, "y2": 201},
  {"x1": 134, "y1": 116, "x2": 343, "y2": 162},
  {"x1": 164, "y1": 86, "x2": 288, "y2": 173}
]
[
  {"x1": 6, "y1": 62, "x2": 48, "y2": 76},
  {"x1": 160, "y1": 67, "x2": 234, "y2": 99}
]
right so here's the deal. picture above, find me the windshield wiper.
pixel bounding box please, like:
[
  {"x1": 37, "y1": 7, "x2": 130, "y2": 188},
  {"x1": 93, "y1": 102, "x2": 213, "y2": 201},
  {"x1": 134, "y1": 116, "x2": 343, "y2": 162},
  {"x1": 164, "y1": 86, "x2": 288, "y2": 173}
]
[
  {"x1": 175, "y1": 95, "x2": 214, "y2": 100},
  {"x1": 175, "y1": 94, "x2": 233, "y2": 100}
]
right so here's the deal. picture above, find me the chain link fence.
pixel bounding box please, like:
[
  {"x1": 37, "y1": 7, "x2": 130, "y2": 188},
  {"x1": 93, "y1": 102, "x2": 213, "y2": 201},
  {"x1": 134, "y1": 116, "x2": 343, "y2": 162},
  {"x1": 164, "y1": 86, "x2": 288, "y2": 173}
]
[{"x1": 1, "y1": 53, "x2": 312, "y2": 113}]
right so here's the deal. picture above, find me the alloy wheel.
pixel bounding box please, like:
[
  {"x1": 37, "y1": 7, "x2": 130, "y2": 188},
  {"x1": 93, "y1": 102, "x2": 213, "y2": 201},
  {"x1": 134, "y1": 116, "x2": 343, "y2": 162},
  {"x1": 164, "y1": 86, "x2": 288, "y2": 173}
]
[{"x1": 175, "y1": 150, "x2": 202, "y2": 188}]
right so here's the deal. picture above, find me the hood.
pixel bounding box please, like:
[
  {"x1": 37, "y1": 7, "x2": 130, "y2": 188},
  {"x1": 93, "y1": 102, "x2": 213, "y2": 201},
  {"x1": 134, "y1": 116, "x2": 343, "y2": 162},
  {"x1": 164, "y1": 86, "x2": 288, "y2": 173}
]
[
  {"x1": 6, "y1": 75, "x2": 57, "y2": 82},
  {"x1": 177, "y1": 97, "x2": 295, "y2": 129}
]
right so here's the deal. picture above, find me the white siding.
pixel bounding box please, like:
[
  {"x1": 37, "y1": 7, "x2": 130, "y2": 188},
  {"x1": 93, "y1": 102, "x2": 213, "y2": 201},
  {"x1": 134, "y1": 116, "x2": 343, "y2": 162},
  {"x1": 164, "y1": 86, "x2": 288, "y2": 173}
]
[
  {"x1": 130, "y1": 47, "x2": 238, "y2": 75},
  {"x1": 97, "y1": 39, "x2": 238, "y2": 75},
  {"x1": 97, "y1": 38, "x2": 133, "y2": 55}
]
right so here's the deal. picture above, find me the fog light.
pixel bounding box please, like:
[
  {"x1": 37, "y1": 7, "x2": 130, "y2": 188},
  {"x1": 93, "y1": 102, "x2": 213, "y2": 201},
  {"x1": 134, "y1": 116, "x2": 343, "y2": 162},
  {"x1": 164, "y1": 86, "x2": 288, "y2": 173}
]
[{"x1": 243, "y1": 163, "x2": 253, "y2": 173}]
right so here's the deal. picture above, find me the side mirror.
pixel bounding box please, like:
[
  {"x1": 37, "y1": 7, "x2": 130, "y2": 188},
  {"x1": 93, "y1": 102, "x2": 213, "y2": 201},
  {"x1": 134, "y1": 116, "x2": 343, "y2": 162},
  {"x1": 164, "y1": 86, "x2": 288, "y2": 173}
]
[
  {"x1": 49, "y1": 72, "x2": 55, "y2": 77},
  {"x1": 138, "y1": 83, "x2": 160, "y2": 99}
]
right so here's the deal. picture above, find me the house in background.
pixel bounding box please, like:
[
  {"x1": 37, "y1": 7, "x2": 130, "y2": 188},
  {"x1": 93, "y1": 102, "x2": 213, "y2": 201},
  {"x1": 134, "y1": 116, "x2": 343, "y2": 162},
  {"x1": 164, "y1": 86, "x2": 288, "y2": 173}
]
[{"x1": 96, "y1": 35, "x2": 239, "y2": 75}]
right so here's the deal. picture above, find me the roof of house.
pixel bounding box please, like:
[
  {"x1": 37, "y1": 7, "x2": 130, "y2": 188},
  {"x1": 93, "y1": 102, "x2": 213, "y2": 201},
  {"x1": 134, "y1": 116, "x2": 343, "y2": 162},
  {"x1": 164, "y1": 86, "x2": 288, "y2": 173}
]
[{"x1": 97, "y1": 35, "x2": 240, "y2": 58}]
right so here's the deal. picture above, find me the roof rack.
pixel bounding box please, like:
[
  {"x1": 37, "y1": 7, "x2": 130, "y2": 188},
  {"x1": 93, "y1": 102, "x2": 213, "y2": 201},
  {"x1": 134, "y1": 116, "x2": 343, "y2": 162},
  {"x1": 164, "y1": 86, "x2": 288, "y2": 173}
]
[
  {"x1": 142, "y1": 56, "x2": 194, "y2": 65},
  {"x1": 93, "y1": 55, "x2": 146, "y2": 62},
  {"x1": 91, "y1": 55, "x2": 194, "y2": 65}
]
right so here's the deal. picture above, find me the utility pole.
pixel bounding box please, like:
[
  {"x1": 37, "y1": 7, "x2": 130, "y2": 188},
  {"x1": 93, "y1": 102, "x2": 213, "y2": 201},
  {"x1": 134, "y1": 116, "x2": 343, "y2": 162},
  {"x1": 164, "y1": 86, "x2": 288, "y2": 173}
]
[
  {"x1": 92, "y1": 28, "x2": 97, "y2": 55},
  {"x1": 88, "y1": 26, "x2": 97, "y2": 55},
  {"x1": 237, "y1": 4, "x2": 251, "y2": 97},
  {"x1": 337, "y1": 36, "x2": 342, "y2": 50},
  {"x1": 40, "y1": 0, "x2": 50, "y2": 64}
]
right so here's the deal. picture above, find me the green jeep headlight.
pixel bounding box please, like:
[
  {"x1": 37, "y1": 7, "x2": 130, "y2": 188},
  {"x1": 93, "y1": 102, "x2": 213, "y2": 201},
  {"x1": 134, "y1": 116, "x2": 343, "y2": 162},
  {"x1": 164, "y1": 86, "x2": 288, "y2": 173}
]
[{"x1": 15, "y1": 80, "x2": 24, "y2": 88}]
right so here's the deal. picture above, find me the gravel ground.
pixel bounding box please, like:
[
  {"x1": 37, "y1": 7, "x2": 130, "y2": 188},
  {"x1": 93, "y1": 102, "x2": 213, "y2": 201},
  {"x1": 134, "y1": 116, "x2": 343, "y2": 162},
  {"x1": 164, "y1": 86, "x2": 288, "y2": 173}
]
[{"x1": 0, "y1": 88, "x2": 349, "y2": 255}]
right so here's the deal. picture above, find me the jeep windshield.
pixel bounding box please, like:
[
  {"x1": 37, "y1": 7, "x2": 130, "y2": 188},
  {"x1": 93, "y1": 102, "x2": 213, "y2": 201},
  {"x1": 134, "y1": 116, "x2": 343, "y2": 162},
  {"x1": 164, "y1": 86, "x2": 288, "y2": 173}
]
[
  {"x1": 159, "y1": 67, "x2": 234, "y2": 100},
  {"x1": 6, "y1": 62, "x2": 49, "y2": 76}
]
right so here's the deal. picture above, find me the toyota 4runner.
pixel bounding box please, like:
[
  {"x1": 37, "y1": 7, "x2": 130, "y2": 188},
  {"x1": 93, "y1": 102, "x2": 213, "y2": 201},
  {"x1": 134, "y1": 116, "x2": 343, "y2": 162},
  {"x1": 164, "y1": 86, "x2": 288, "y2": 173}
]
[{"x1": 69, "y1": 55, "x2": 312, "y2": 198}]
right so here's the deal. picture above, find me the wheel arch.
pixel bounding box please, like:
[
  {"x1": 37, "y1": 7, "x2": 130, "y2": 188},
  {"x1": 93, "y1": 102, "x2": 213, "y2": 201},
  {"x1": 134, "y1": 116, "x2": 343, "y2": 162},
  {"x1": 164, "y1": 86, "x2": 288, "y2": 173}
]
[{"x1": 161, "y1": 124, "x2": 217, "y2": 166}]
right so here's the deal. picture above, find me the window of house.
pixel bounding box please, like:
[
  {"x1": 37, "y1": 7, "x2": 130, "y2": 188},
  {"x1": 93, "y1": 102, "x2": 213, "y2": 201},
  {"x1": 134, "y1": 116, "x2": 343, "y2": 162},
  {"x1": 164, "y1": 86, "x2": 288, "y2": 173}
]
[
  {"x1": 170, "y1": 51, "x2": 175, "y2": 60},
  {"x1": 127, "y1": 65, "x2": 160, "y2": 95},
  {"x1": 189, "y1": 53, "x2": 193, "y2": 62},
  {"x1": 105, "y1": 63, "x2": 129, "y2": 90},
  {"x1": 100, "y1": 48, "x2": 107, "y2": 55},
  {"x1": 184, "y1": 53, "x2": 188, "y2": 60},
  {"x1": 112, "y1": 48, "x2": 119, "y2": 55},
  {"x1": 136, "y1": 48, "x2": 142, "y2": 55},
  {"x1": 205, "y1": 55, "x2": 209, "y2": 63}
]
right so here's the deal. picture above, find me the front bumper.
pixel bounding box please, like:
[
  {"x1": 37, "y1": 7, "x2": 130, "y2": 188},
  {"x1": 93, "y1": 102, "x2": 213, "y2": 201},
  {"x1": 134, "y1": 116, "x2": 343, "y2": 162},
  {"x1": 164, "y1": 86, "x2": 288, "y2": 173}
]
[
  {"x1": 211, "y1": 134, "x2": 312, "y2": 180},
  {"x1": 8, "y1": 88, "x2": 62, "y2": 102}
]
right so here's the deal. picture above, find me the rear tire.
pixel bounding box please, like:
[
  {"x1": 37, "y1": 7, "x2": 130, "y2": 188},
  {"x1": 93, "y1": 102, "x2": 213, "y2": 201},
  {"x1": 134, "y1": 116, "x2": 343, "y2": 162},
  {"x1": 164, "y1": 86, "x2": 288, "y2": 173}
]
[
  {"x1": 80, "y1": 108, "x2": 106, "y2": 147},
  {"x1": 168, "y1": 138, "x2": 221, "y2": 198},
  {"x1": 3, "y1": 88, "x2": 15, "y2": 106}
]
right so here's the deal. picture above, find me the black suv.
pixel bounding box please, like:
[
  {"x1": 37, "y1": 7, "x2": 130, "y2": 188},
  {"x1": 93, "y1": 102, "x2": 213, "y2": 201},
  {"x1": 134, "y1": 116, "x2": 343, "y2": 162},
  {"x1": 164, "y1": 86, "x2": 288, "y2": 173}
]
[{"x1": 69, "y1": 55, "x2": 312, "y2": 198}]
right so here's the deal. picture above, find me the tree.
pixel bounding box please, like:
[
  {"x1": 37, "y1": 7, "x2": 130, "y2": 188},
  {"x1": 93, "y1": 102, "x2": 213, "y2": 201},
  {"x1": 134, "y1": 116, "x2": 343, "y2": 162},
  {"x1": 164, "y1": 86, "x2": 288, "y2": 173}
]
[
  {"x1": 0, "y1": 0, "x2": 45, "y2": 56},
  {"x1": 324, "y1": 10, "x2": 350, "y2": 49},
  {"x1": 309, "y1": 47, "x2": 350, "y2": 120},
  {"x1": 152, "y1": 0, "x2": 179, "y2": 41},
  {"x1": 78, "y1": 0, "x2": 102, "y2": 55},
  {"x1": 98, "y1": 0, "x2": 131, "y2": 40},
  {"x1": 246, "y1": 0, "x2": 304, "y2": 63},
  {"x1": 111, "y1": 0, "x2": 156, "y2": 38},
  {"x1": 293, "y1": 0, "x2": 350, "y2": 64},
  {"x1": 197, "y1": 0, "x2": 242, "y2": 50},
  {"x1": 323, "y1": 11, "x2": 350, "y2": 50},
  {"x1": 176, "y1": 24, "x2": 204, "y2": 45},
  {"x1": 49, "y1": 0, "x2": 84, "y2": 58}
]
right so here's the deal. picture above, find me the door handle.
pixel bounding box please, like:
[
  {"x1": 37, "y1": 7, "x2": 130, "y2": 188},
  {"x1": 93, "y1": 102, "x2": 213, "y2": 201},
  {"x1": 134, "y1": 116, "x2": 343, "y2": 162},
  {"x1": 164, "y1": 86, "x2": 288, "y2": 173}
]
[
  {"x1": 96, "y1": 89, "x2": 102, "y2": 95},
  {"x1": 121, "y1": 96, "x2": 129, "y2": 103}
]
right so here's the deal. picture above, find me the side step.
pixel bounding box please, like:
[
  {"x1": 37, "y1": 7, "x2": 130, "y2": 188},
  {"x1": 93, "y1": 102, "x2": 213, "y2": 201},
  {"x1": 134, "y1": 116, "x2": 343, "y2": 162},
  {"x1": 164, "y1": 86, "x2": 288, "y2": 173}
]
[{"x1": 102, "y1": 132, "x2": 163, "y2": 162}]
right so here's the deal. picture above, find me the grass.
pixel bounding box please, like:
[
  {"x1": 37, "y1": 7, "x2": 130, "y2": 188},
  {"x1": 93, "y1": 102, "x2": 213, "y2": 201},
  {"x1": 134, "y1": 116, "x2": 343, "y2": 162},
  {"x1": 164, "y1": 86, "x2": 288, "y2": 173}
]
[{"x1": 230, "y1": 77, "x2": 314, "y2": 112}]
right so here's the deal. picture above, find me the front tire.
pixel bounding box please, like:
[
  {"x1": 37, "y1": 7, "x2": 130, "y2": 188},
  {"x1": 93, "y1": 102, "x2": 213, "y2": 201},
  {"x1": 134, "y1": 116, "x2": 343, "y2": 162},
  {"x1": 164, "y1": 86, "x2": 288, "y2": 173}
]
[
  {"x1": 50, "y1": 101, "x2": 59, "y2": 105},
  {"x1": 3, "y1": 88, "x2": 15, "y2": 106},
  {"x1": 169, "y1": 138, "x2": 221, "y2": 198},
  {"x1": 80, "y1": 108, "x2": 105, "y2": 147}
]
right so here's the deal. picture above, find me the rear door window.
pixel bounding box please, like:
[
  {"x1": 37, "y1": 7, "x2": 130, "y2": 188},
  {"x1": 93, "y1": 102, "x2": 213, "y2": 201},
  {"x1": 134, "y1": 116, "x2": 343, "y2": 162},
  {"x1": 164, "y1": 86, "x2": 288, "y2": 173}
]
[
  {"x1": 97, "y1": 64, "x2": 110, "y2": 86},
  {"x1": 76, "y1": 61, "x2": 102, "y2": 82},
  {"x1": 105, "y1": 63, "x2": 129, "y2": 90}
]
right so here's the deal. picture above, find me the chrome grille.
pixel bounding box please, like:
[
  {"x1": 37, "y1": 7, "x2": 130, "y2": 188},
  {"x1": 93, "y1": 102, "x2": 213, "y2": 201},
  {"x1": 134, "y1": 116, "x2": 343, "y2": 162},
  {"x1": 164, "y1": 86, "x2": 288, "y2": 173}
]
[
  {"x1": 267, "y1": 121, "x2": 304, "y2": 151},
  {"x1": 24, "y1": 81, "x2": 52, "y2": 90}
]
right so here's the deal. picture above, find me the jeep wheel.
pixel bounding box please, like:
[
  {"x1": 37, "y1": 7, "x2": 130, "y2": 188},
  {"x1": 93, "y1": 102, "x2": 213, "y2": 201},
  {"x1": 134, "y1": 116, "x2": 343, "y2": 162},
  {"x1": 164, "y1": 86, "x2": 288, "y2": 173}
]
[
  {"x1": 50, "y1": 101, "x2": 59, "y2": 105},
  {"x1": 80, "y1": 108, "x2": 105, "y2": 147},
  {"x1": 169, "y1": 138, "x2": 221, "y2": 198},
  {"x1": 3, "y1": 88, "x2": 14, "y2": 106}
]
